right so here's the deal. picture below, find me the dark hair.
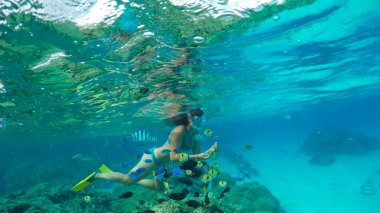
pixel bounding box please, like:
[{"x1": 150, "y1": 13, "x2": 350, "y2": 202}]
[{"x1": 169, "y1": 108, "x2": 204, "y2": 126}]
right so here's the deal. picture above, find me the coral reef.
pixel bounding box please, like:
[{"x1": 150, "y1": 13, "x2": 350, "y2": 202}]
[
  {"x1": 0, "y1": 181, "x2": 284, "y2": 213},
  {"x1": 2, "y1": 158, "x2": 98, "y2": 194},
  {"x1": 300, "y1": 127, "x2": 380, "y2": 166},
  {"x1": 218, "y1": 182, "x2": 285, "y2": 213}
]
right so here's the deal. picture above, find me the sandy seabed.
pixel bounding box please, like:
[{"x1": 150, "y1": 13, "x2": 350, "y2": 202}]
[{"x1": 249, "y1": 142, "x2": 380, "y2": 213}]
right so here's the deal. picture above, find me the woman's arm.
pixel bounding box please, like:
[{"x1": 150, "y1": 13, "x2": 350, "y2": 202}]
[
  {"x1": 188, "y1": 142, "x2": 218, "y2": 160},
  {"x1": 169, "y1": 126, "x2": 185, "y2": 162},
  {"x1": 193, "y1": 141, "x2": 201, "y2": 154}
]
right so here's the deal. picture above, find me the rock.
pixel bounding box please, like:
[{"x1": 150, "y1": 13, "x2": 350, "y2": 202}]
[
  {"x1": 308, "y1": 154, "x2": 336, "y2": 166},
  {"x1": 300, "y1": 127, "x2": 380, "y2": 166}
]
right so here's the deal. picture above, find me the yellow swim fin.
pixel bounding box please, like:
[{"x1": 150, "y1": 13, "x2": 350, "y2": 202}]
[
  {"x1": 99, "y1": 164, "x2": 113, "y2": 173},
  {"x1": 71, "y1": 164, "x2": 113, "y2": 192},
  {"x1": 71, "y1": 172, "x2": 96, "y2": 192}
]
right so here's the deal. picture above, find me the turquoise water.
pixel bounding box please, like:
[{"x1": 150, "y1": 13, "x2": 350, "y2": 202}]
[{"x1": 1, "y1": 0, "x2": 380, "y2": 212}]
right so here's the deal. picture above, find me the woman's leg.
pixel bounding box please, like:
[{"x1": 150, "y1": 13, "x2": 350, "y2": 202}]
[
  {"x1": 96, "y1": 153, "x2": 156, "y2": 186},
  {"x1": 135, "y1": 179, "x2": 164, "y2": 192}
]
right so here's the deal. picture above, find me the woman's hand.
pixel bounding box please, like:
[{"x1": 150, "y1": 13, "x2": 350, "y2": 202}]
[
  {"x1": 196, "y1": 152, "x2": 209, "y2": 160},
  {"x1": 207, "y1": 142, "x2": 218, "y2": 153}
]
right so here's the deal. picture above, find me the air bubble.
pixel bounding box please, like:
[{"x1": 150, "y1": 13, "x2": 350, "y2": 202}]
[
  {"x1": 273, "y1": 15, "x2": 279, "y2": 21},
  {"x1": 193, "y1": 36, "x2": 205, "y2": 44},
  {"x1": 143, "y1": 32, "x2": 155, "y2": 38}
]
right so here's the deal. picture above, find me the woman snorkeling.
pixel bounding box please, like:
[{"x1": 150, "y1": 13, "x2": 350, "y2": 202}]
[{"x1": 71, "y1": 108, "x2": 218, "y2": 193}]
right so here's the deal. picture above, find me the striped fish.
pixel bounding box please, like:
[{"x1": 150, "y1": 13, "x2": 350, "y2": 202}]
[
  {"x1": 125, "y1": 129, "x2": 158, "y2": 142},
  {"x1": 194, "y1": 133, "x2": 206, "y2": 142}
]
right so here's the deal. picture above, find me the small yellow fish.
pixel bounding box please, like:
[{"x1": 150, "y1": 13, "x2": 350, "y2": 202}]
[
  {"x1": 83, "y1": 195, "x2": 91, "y2": 203},
  {"x1": 179, "y1": 153, "x2": 189, "y2": 162},
  {"x1": 163, "y1": 181, "x2": 170, "y2": 191},
  {"x1": 203, "y1": 128, "x2": 213, "y2": 138},
  {"x1": 212, "y1": 162, "x2": 219, "y2": 169},
  {"x1": 201, "y1": 174, "x2": 213, "y2": 184},
  {"x1": 219, "y1": 181, "x2": 227, "y2": 188},
  {"x1": 196, "y1": 161, "x2": 204, "y2": 169},
  {"x1": 185, "y1": 170, "x2": 193, "y2": 176},
  {"x1": 208, "y1": 150, "x2": 217, "y2": 160},
  {"x1": 208, "y1": 169, "x2": 219, "y2": 179}
]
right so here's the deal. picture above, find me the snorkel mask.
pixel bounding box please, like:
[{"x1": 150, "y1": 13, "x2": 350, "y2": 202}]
[{"x1": 188, "y1": 113, "x2": 206, "y2": 130}]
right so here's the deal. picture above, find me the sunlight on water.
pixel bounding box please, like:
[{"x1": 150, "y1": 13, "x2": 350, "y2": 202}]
[{"x1": 0, "y1": 0, "x2": 379, "y2": 136}]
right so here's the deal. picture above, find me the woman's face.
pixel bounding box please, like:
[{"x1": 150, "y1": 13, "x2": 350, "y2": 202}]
[{"x1": 188, "y1": 114, "x2": 204, "y2": 130}]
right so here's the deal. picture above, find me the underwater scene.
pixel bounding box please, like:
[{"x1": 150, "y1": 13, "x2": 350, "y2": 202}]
[{"x1": 1, "y1": 0, "x2": 380, "y2": 212}]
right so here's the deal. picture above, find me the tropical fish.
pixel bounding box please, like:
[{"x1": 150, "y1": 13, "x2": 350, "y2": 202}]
[
  {"x1": 144, "y1": 150, "x2": 152, "y2": 155},
  {"x1": 163, "y1": 181, "x2": 170, "y2": 191},
  {"x1": 170, "y1": 167, "x2": 184, "y2": 176},
  {"x1": 208, "y1": 169, "x2": 220, "y2": 179},
  {"x1": 200, "y1": 174, "x2": 213, "y2": 184},
  {"x1": 196, "y1": 161, "x2": 205, "y2": 169},
  {"x1": 185, "y1": 170, "x2": 193, "y2": 176},
  {"x1": 208, "y1": 150, "x2": 217, "y2": 160},
  {"x1": 205, "y1": 192, "x2": 210, "y2": 205},
  {"x1": 83, "y1": 195, "x2": 91, "y2": 203},
  {"x1": 218, "y1": 186, "x2": 231, "y2": 199},
  {"x1": 179, "y1": 153, "x2": 189, "y2": 162},
  {"x1": 125, "y1": 129, "x2": 158, "y2": 142},
  {"x1": 186, "y1": 199, "x2": 201, "y2": 208},
  {"x1": 180, "y1": 159, "x2": 197, "y2": 170},
  {"x1": 218, "y1": 181, "x2": 227, "y2": 188},
  {"x1": 119, "y1": 191, "x2": 134, "y2": 199},
  {"x1": 203, "y1": 128, "x2": 213, "y2": 138},
  {"x1": 212, "y1": 162, "x2": 219, "y2": 169},
  {"x1": 155, "y1": 172, "x2": 165, "y2": 180},
  {"x1": 193, "y1": 127, "x2": 214, "y2": 142},
  {"x1": 169, "y1": 192, "x2": 187, "y2": 201},
  {"x1": 194, "y1": 133, "x2": 207, "y2": 142}
]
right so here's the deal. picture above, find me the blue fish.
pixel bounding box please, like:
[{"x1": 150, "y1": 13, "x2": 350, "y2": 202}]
[
  {"x1": 144, "y1": 150, "x2": 152, "y2": 155},
  {"x1": 156, "y1": 173, "x2": 165, "y2": 180},
  {"x1": 171, "y1": 167, "x2": 184, "y2": 176},
  {"x1": 144, "y1": 159, "x2": 153, "y2": 163},
  {"x1": 156, "y1": 166, "x2": 165, "y2": 174},
  {"x1": 173, "y1": 148, "x2": 181, "y2": 153},
  {"x1": 120, "y1": 162, "x2": 128, "y2": 168}
]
